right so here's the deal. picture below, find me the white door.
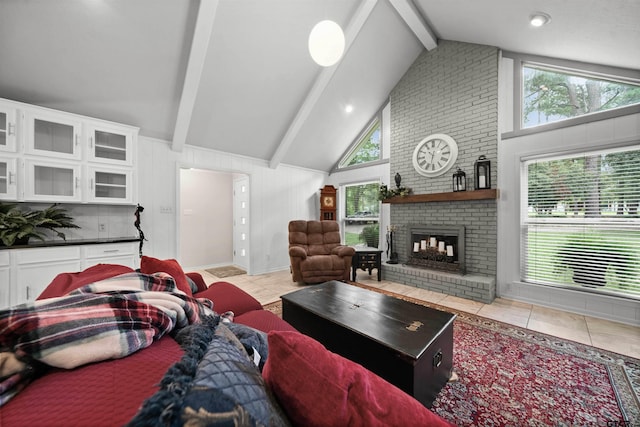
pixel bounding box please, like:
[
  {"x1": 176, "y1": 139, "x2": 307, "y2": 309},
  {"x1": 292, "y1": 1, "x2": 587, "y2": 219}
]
[{"x1": 233, "y1": 176, "x2": 249, "y2": 271}]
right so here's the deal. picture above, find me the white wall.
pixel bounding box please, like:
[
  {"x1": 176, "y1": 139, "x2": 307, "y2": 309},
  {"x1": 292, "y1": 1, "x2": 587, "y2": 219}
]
[
  {"x1": 179, "y1": 168, "x2": 233, "y2": 269},
  {"x1": 137, "y1": 137, "x2": 326, "y2": 275}
]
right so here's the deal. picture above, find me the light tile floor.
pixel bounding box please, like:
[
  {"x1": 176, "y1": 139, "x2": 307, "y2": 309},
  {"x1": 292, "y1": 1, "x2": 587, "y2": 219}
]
[{"x1": 197, "y1": 269, "x2": 640, "y2": 359}]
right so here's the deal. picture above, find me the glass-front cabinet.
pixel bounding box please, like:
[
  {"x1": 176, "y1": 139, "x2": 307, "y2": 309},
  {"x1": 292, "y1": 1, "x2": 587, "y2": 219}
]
[
  {"x1": 86, "y1": 122, "x2": 134, "y2": 166},
  {"x1": 0, "y1": 157, "x2": 18, "y2": 200},
  {"x1": 24, "y1": 109, "x2": 82, "y2": 160},
  {"x1": 0, "y1": 98, "x2": 138, "y2": 204},
  {"x1": 87, "y1": 166, "x2": 133, "y2": 204},
  {"x1": 24, "y1": 159, "x2": 81, "y2": 202},
  {"x1": 0, "y1": 102, "x2": 17, "y2": 152}
]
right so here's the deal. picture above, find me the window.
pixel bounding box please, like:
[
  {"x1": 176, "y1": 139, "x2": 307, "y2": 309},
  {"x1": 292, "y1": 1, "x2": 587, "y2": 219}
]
[
  {"x1": 343, "y1": 182, "x2": 380, "y2": 248},
  {"x1": 502, "y1": 52, "x2": 640, "y2": 138},
  {"x1": 337, "y1": 118, "x2": 381, "y2": 169},
  {"x1": 522, "y1": 146, "x2": 640, "y2": 299},
  {"x1": 523, "y1": 64, "x2": 640, "y2": 129}
]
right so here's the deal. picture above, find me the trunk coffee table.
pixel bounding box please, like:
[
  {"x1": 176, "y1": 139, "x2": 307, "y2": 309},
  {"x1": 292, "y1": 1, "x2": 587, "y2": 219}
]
[{"x1": 281, "y1": 280, "x2": 456, "y2": 407}]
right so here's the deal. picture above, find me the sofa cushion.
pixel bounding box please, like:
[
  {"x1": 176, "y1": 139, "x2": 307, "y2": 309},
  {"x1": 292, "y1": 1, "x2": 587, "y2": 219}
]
[
  {"x1": 235, "y1": 310, "x2": 298, "y2": 334},
  {"x1": 185, "y1": 272, "x2": 209, "y2": 293},
  {"x1": 140, "y1": 256, "x2": 192, "y2": 296},
  {"x1": 37, "y1": 263, "x2": 135, "y2": 300},
  {"x1": 1, "y1": 337, "x2": 184, "y2": 427},
  {"x1": 263, "y1": 330, "x2": 454, "y2": 427},
  {"x1": 194, "y1": 281, "x2": 262, "y2": 316}
]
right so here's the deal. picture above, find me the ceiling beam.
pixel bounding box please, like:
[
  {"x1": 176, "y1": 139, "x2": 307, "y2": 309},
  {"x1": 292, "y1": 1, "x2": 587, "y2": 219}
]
[
  {"x1": 269, "y1": 0, "x2": 378, "y2": 169},
  {"x1": 171, "y1": 0, "x2": 219, "y2": 152},
  {"x1": 388, "y1": 0, "x2": 437, "y2": 50}
]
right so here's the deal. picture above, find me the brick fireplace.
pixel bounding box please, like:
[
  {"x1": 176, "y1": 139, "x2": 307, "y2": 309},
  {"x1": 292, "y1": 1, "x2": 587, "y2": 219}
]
[{"x1": 382, "y1": 40, "x2": 499, "y2": 304}]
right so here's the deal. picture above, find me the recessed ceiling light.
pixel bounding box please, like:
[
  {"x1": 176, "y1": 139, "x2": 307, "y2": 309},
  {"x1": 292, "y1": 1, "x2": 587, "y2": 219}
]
[
  {"x1": 530, "y1": 12, "x2": 551, "y2": 27},
  {"x1": 345, "y1": 104, "x2": 353, "y2": 113}
]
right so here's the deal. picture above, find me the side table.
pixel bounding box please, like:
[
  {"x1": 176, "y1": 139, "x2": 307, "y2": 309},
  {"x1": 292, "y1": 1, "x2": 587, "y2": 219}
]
[{"x1": 352, "y1": 247, "x2": 383, "y2": 281}]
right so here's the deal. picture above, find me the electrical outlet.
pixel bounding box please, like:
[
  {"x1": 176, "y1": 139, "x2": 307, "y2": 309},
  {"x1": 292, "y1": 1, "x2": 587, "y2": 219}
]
[{"x1": 99, "y1": 223, "x2": 106, "y2": 232}]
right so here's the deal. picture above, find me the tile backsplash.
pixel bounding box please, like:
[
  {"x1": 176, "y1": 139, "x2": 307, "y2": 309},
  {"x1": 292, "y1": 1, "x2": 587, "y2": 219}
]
[{"x1": 16, "y1": 203, "x2": 139, "y2": 242}]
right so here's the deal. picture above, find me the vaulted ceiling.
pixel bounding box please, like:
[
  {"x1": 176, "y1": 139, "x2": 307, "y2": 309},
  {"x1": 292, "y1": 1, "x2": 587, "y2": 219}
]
[{"x1": 1, "y1": 0, "x2": 638, "y2": 172}]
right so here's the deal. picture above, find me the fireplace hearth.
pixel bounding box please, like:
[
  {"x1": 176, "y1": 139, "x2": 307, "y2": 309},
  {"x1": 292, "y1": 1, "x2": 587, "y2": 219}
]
[{"x1": 407, "y1": 225, "x2": 466, "y2": 274}]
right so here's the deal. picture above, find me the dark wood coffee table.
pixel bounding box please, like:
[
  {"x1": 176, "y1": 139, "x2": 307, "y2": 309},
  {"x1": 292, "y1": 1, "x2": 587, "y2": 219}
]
[{"x1": 281, "y1": 280, "x2": 456, "y2": 407}]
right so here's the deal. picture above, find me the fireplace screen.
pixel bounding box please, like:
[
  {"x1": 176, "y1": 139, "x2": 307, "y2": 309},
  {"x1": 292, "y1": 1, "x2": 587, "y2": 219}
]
[{"x1": 407, "y1": 225, "x2": 465, "y2": 274}]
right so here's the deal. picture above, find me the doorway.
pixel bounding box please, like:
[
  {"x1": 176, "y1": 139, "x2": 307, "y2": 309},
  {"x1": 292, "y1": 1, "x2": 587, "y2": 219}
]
[{"x1": 179, "y1": 168, "x2": 250, "y2": 271}]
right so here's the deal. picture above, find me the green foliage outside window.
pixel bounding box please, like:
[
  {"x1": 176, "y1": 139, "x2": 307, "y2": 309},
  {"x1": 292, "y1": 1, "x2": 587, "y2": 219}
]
[
  {"x1": 339, "y1": 119, "x2": 381, "y2": 168},
  {"x1": 523, "y1": 65, "x2": 640, "y2": 128}
]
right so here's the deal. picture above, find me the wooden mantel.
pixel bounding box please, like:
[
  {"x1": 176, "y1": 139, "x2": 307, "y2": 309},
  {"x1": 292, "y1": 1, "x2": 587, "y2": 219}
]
[{"x1": 382, "y1": 189, "x2": 499, "y2": 204}]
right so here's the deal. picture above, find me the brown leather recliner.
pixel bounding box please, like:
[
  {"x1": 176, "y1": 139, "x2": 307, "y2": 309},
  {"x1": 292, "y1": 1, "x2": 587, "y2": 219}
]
[{"x1": 288, "y1": 220, "x2": 356, "y2": 284}]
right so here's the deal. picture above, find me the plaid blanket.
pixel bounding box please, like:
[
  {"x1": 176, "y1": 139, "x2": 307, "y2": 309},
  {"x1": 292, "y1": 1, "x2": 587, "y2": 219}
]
[{"x1": 0, "y1": 272, "x2": 215, "y2": 407}]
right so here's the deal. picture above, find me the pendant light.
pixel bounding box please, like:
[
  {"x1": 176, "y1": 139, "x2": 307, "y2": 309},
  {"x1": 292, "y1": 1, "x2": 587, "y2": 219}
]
[{"x1": 308, "y1": 20, "x2": 345, "y2": 67}]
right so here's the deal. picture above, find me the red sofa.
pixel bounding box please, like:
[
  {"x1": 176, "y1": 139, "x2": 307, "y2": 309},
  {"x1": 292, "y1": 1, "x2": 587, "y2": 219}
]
[{"x1": 1, "y1": 259, "x2": 452, "y2": 427}]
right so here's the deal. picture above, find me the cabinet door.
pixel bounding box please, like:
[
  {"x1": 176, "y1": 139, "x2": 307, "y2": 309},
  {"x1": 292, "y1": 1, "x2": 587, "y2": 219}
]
[
  {"x1": 25, "y1": 109, "x2": 82, "y2": 160},
  {"x1": 24, "y1": 159, "x2": 82, "y2": 202},
  {"x1": 87, "y1": 166, "x2": 133, "y2": 204},
  {"x1": 86, "y1": 122, "x2": 134, "y2": 166},
  {"x1": 0, "y1": 101, "x2": 18, "y2": 152},
  {"x1": 82, "y1": 242, "x2": 138, "y2": 270},
  {"x1": 0, "y1": 157, "x2": 18, "y2": 200},
  {"x1": 14, "y1": 246, "x2": 82, "y2": 305}
]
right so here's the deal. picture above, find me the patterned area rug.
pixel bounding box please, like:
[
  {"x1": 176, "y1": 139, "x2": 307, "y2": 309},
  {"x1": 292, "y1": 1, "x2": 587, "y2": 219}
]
[
  {"x1": 205, "y1": 266, "x2": 246, "y2": 278},
  {"x1": 266, "y1": 282, "x2": 640, "y2": 426}
]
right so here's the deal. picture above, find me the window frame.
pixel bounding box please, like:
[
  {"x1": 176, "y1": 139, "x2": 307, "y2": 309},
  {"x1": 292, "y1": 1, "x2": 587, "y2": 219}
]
[
  {"x1": 340, "y1": 180, "x2": 381, "y2": 248},
  {"x1": 520, "y1": 144, "x2": 640, "y2": 301},
  {"x1": 332, "y1": 105, "x2": 387, "y2": 173},
  {"x1": 502, "y1": 52, "x2": 640, "y2": 139}
]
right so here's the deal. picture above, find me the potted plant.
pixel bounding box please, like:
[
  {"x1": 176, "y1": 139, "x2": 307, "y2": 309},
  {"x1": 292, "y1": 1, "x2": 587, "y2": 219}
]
[
  {"x1": 0, "y1": 202, "x2": 80, "y2": 246},
  {"x1": 360, "y1": 224, "x2": 379, "y2": 248},
  {"x1": 555, "y1": 234, "x2": 634, "y2": 288}
]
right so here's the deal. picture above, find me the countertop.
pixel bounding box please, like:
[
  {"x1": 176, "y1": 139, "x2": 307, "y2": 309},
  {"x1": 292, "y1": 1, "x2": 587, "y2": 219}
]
[{"x1": 0, "y1": 237, "x2": 141, "y2": 250}]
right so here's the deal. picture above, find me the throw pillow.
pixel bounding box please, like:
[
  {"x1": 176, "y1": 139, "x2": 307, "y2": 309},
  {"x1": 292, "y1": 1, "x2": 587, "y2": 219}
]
[
  {"x1": 139, "y1": 256, "x2": 192, "y2": 296},
  {"x1": 263, "y1": 330, "x2": 454, "y2": 427},
  {"x1": 37, "y1": 263, "x2": 135, "y2": 300}
]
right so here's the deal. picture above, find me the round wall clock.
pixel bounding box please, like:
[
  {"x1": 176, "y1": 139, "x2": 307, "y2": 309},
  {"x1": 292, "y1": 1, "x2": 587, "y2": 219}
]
[{"x1": 412, "y1": 133, "x2": 459, "y2": 177}]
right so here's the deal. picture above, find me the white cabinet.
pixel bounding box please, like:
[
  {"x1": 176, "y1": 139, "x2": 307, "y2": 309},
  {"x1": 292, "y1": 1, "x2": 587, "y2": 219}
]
[
  {"x1": 82, "y1": 242, "x2": 138, "y2": 270},
  {"x1": 0, "y1": 157, "x2": 18, "y2": 200},
  {"x1": 24, "y1": 109, "x2": 82, "y2": 160},
  {"x1": 0, "y1": 101, "x2": 18, "y2": 152},
  {"x1": 12, "y1": 246, "x2": 82, "y2": 306},
  {"x1": 0, "y1": 98, "x2": 138, "y2": 204},
  {"x1": 2, "y1": 242, "x2": 139, "y2": 308},
  {"x1": 86, "y1": 122, "x2": 134, "y2": 166},
  {"x1": 86, "y1": 166, "x2": 133, "y2": 204},
  {"x1": 24, "y1": 159, "x2": 82, "y2": 202}
]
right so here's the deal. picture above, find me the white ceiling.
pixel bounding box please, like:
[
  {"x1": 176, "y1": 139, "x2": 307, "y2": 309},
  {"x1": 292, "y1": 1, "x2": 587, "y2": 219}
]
[{"x1": 1, "y1": 0, "x2": 638, "y2": 172}]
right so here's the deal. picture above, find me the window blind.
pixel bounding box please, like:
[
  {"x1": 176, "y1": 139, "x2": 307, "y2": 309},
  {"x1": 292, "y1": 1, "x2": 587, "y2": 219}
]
[{"x1": 522, "y1": 146, "x2": 640, "y2": 299}]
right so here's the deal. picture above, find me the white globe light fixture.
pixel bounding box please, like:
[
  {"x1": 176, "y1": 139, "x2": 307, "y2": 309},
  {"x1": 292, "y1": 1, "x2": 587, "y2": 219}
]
[{"x1": 308, "y1": 20, "x2": 345, "y2": 67}]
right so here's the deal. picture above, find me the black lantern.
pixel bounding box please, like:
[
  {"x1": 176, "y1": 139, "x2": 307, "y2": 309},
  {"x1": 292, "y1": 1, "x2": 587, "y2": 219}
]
[
  {"x1": 452, "y1": 167, "x2": 466, "y2": 192},
  {"x1": 474, "y1": 155, "x2": 491, "y2": 190}
]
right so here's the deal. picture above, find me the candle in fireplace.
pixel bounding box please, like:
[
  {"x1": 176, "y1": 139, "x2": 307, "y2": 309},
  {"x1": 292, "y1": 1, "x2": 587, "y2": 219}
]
[
  {"x1": 420, "y1": 240, "x2": 427, "y2": 250},
  {"x1": 414, "y1": 242, "x2": 420, "y2": 252},
  {"x1": 438, "y1": 241, "x2": 445, "y2": 252},
  {"x1": 430, "y1": 237, "x2": 436, "y2": 247},
  {"x1": 446, "y1": 245, "x2": 454, "y2": 257}
]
